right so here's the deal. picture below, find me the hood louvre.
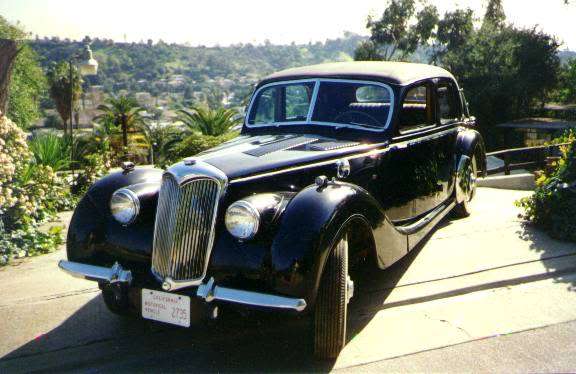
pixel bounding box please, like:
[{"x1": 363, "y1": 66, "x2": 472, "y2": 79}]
[{"x1": 243, "y1": 136, "x2": 318, "y2": 157}]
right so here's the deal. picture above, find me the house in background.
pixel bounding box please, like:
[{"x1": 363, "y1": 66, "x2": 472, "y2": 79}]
[{"x1": 497, "y1": 117, "x2": 576, "y2": 147}]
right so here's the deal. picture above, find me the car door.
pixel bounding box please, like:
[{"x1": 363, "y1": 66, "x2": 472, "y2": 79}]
[
  {"x1": 433, "y1": 78, "x2": 464, "y2": 204},
  {"x1": 376, "y1": 80, "x2": 440, "y2": 222}
]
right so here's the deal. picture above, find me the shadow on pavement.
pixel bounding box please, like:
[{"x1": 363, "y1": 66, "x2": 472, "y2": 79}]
[
  {"x1": 517, "y1": 222, "x2": 576, "y2": 292},
  {"x1": 1, "y1": 220, "x2": 452, "y2": 372},
  {"x1": 0, "y1": 247, "x2": 430, "y2": 373}
]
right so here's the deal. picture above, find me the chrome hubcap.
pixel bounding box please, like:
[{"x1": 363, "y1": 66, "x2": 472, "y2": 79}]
[
  {"x1": 466, "y1": 165, "x2": 476, "y2": 201},
  {"x1": 346, "y1": 275, "x2": 354, "y2": 304}
]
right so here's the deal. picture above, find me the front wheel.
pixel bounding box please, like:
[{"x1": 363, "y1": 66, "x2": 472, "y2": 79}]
[
  {"x1": 314, "y1": 231, "x2": 353, "y2": 359},
  {"x1": 101, "y1": 287, "x2": 131, "y2": 316}
]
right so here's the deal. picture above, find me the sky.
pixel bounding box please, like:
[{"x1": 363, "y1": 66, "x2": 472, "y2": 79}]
[{"x1": 1, "y1": 0, "x2": 575, "y2": 50}]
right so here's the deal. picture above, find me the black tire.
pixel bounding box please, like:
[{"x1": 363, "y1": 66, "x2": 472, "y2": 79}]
[
  {"x1": 453, "y1": 155, "x2": 478, "y2": 218},
  {"x1": 314, "y1": 232, "x2": 349, "y2": 359},
  {"x1": 102, "y1": 288, "x2": 131, "y2": 316}
]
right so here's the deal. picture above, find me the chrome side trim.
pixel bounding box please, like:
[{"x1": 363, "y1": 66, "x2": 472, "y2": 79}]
[
  {"x1": 58, "y1": 260, "x2": 132, "y2": 285},
  {"x1": 229, "y1": 142, "x2": 389, "y2": 184},
  {"x1": 197, "y1": 277, "x2": 307, "y2": 312},
  {"x1": 229, "y1": 126, "x2": 459, "y2": 184}
]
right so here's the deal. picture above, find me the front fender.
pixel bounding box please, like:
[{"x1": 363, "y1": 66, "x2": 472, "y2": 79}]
[
  {"x1": 269, "y1": 181, "x2": 395, "y2": 307},
  {"x1": 66, "y1": 167, "x2": 163, "y2": 266}
]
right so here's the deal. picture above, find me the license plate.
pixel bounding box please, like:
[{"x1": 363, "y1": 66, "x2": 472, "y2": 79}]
[{"x1": 142, "y1": 289, "x2": 190, "y2": 327}]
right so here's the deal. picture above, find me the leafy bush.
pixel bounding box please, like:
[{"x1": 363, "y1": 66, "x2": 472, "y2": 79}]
[
  {"x1": 0, "y1": 225, "x2": 63, "y2": 265},
  {"x1": 517, "y1": 138, "x2": 576, "y2": 241},
  {"x1": 29, "y1": 133, "x2": 71, "y2": 171},
  {"x1": 161, "y1": 132, "x2": 237, "y2": 169}
]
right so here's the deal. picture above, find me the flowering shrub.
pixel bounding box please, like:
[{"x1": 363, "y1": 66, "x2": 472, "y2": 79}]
[
  {"x1": 0, "y1": 113, "x2": 31, "y2": 212},
  {"x1": 71, "y1": 152, "x2": 111, "y2": 195},
  {"x1": 0, "y1": 112, "x2": 70, "y2": 264},
  {"x1": 517, "y1": 138, "x2": 576, "y2": 242}
]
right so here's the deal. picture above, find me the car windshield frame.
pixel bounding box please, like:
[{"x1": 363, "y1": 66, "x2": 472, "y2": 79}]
[{"x1": 245, "y1": 78, "x2": 395, "y2": 132}]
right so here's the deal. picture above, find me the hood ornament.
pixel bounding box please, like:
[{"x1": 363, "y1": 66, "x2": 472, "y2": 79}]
[{"x1": 184, "y1": 158, "x2": 197, "y2": 166}]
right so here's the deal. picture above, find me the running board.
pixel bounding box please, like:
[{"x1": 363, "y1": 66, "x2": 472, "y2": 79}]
[{"x1": 395, "y1": 201, "x2": 456, "y2": 235}]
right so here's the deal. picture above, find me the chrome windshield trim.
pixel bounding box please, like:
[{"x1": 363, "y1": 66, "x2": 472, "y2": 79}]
[{"x1": 245, "y1": 78, "x2": 395, "y2": 133}]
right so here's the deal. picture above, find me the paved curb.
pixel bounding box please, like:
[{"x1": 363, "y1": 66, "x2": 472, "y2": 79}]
[{"x1": 477, "y1": 173, "x2": 535, "y2": 190}]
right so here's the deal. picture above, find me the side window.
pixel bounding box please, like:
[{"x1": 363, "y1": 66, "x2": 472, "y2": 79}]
[
  {"x1": 399, "y1": 83, "x2": 433, "y2": 134},
  {"x1": 437, "y1": 81, "x2": 461, "y2": 124}
]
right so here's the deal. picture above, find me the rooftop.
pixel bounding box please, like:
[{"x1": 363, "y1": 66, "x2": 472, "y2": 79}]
[
  {"x1": 260, "y1": 61, "x2": 455, "y2": 86},
  {"x1": 497, "y1": 117, "x2": 576, "y2": 130}
]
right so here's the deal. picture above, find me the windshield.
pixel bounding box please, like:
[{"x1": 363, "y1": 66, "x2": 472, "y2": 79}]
[{"x1": 247, "y1": 79, "x2": 393, "y2": 131}]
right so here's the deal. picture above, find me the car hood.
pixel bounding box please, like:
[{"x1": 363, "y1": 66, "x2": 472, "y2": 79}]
[{"x1": 192, "y1": 134, "x2": 377, "y2": 180}]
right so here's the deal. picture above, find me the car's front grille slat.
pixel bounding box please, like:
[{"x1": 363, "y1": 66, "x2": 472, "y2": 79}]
[{"x1": 152, "y1": 174, "x2": 220, "y2": 283}]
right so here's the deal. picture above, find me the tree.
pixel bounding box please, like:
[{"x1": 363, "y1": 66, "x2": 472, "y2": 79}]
[
  {"x1": 434, "y1": 20, "x2": 559, "y2": 148},
  {"x1": 432, "y1": 8, "x2": 474, "y2": 62},
  {"x1": 0, "y1": 38, "x2": 19, "y2": 115},
  {"x1": 47, "y1": 62, "x2": 81, "y2": 135},
  {"x1": 96, "y1": 95, "x2": 145, "y2": 150},
  {"x1": 0, "y1": 16, "x2": 46, "y2": 128},
  {"x1": 483, "y1": 0, "x2": 506, "y2": 29},
  {"x1": 356, "y1": 0, "x2": 438, "y2": 61},
  {"x1": 177, "y1": 105, "x2": 241, "y2": 136},
  {"x1": 138, "y1": 121, "x2": 180, "y2": 166},
  {"x1": 555, "y1": 59, "x2": 576, "y2": 103}
]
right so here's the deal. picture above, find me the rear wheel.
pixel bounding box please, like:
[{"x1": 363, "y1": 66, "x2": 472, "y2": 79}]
[
  {"x1": 314, "y1": 230, "x2": 353, "y2": 359},
  {"x1": 453, "y1": 155, "x2": 478, "y2": 217}
]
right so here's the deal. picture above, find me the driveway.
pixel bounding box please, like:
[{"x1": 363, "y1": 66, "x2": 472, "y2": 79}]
[{"x1": 1, "y1": 188, "x2": 576, "y2": 372}]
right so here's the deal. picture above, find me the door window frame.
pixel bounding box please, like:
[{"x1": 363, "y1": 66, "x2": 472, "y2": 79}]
[
  {"x1": 435, "y1": 78, "x2": 463, "y2": 126},
  {"x1": 394, "y1": 79, "x2": 437, "y2": 137}
]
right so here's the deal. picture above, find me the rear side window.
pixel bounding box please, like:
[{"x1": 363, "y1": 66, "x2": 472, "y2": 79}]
[
  {"x1": 437, "y1": 81, "x2": 461, "y2": 124},
  {"x1": 399, "y1": 83, "x2": 434, "y2": 134}
]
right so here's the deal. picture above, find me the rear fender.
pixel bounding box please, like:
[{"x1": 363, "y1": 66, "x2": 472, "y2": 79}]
[{"x1": 455, "y1": 129, "x2": 487, "y2": 177}]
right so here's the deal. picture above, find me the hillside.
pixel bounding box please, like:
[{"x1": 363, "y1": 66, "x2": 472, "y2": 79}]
[{"x1": 31, "y1": 33, "x2": 365, "y2": 108}]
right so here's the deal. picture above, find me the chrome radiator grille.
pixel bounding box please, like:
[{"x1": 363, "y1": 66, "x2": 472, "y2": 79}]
[{"x1": 152, "y1": 174, "x2": 221, "y2": 283}]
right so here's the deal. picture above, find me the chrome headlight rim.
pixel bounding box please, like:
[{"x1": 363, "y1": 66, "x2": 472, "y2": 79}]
[
  {"x1": 225, "y1": 200, "x2": 261, "y2": 240},
  {"x1": 110, "y1": 188, "x2": 140, "y2": 226}
]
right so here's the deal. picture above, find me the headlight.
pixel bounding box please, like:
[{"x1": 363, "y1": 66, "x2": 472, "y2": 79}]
[
  {"x1": 225, "y1": 200, "x2": 260, "y2": 240},
  {"x1": 110, "y1": 188, "x2": 140, "y2": 225}
]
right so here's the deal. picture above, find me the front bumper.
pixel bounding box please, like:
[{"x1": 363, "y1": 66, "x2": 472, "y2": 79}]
[{"x1": 58, "y1": 260, "x2": 307, "y2": 312}]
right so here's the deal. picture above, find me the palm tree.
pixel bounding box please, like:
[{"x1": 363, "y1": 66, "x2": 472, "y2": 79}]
[
  {"x1": 138, "y1": 121, "x2": 181, "y2": 166},
  {"x1": 95, "y1": 96, "x2": 145, "y2": 151},
  {"x1": 47, "y1": 62, "x2": 82, "y2": 135},
  {"x1": 177, "y1": 105, "x2": 241, "y2": 137}
]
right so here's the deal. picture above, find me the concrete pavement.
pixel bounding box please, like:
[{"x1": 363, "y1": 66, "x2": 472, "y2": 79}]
[{"x1": 1, "y1": 187, "x2": 576, "y2": 372}]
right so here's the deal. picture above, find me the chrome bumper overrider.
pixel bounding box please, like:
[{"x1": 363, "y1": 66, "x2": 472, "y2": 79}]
[
  {"x1": 58, "y1": 260, "x2": 307, "y2": 312},
  {"x1": 58, "y1": 260, "x2": 133, "y2": 284}
]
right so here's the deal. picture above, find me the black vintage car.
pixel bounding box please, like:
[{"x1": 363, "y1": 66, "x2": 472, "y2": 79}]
[{"x1": 59, "y1": 61, "x2": 486, "y2": 359}]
